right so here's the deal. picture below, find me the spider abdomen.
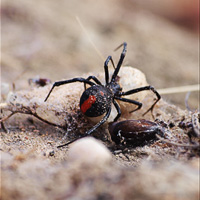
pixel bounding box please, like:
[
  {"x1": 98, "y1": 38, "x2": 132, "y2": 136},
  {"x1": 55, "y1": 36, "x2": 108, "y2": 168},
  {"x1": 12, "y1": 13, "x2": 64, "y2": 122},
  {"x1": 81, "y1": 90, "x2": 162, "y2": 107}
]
[{"x1": 80, "y1": 85, "x2": 112, "y2": 117}]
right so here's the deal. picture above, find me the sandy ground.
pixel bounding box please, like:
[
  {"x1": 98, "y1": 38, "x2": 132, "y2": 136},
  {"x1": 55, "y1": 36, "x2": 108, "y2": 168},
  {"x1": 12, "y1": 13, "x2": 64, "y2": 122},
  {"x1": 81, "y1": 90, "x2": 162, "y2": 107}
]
[{"x1": 1, "y1": 0, "x2": 199, "y2": 200}]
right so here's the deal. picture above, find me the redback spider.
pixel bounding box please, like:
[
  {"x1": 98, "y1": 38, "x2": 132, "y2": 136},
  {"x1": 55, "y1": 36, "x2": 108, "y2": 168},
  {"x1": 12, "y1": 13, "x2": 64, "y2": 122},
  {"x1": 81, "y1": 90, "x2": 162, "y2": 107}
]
[{"x1": 44, "y1": 42, "x2": 161, "y2": 147}]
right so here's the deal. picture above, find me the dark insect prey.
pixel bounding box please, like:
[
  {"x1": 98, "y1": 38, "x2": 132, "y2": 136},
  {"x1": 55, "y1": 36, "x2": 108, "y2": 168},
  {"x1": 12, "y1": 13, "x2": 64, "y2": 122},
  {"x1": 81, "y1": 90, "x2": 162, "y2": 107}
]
[{"x1": 108, "y1": 119, "x2": 165, "y2": 147}]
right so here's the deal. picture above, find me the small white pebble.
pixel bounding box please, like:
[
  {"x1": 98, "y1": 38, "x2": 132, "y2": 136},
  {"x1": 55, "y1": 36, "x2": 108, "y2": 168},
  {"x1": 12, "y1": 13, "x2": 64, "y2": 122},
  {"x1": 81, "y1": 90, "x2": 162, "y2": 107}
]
[{"x1": 68, "y1": 137, "x2": 112, "y2": 166}]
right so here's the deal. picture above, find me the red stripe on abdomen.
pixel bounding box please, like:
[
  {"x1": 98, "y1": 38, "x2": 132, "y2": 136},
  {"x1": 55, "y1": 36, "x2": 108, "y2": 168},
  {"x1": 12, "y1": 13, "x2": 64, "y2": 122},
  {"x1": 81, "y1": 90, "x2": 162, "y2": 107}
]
[{"x1": 81, "y1": 95, "x2": 96, "y2": 113}]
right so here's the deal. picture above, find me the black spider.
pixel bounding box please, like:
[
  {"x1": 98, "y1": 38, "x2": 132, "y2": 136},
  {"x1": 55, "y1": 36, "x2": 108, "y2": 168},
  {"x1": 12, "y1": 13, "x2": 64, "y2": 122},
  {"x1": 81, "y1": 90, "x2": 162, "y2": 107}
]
[{"x1": 44, "y1": 42, "x2": 161, "y2": 147}]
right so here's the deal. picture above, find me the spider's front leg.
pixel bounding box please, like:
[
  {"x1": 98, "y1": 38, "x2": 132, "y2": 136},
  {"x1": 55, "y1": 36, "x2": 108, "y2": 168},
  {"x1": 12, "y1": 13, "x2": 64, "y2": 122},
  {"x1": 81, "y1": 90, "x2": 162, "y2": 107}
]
[
  {"x1": 111, "y1": 42, "x2": 127, "y2": 82},
  {"x1": 104, "y1": 56, "x2": 116, "y2": 84}
]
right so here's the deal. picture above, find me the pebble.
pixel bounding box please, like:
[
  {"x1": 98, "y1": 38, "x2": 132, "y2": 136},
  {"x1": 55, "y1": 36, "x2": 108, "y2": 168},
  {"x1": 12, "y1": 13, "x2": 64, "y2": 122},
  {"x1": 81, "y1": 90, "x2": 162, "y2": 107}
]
[{"x1": 67, "y1": 137, "x2": 112, "y2": 166}]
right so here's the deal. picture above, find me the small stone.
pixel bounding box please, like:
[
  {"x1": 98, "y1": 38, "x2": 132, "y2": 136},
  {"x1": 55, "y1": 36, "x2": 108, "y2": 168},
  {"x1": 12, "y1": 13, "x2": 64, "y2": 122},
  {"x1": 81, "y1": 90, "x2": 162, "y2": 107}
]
[{"x1": 67, "y1": 137, "x2": 112, "y2": 166}]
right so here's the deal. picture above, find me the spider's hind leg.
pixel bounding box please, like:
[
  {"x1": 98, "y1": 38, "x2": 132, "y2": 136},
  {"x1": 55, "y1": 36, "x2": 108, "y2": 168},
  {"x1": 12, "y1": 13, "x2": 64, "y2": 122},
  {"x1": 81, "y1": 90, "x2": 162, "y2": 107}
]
[
  {"x1": 44, "y1": 78, "x2": 95, "y2": 102},
  {"x1": 84, "y1": 76, "x2": 102, "y2": 90}
]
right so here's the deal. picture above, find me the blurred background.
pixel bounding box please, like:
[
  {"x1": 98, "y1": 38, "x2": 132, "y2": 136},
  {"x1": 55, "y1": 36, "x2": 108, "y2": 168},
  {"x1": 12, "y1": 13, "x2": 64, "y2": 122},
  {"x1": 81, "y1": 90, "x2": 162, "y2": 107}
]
[{"x1": 1, "y1": 0, "x2": 199, "y2": 109}]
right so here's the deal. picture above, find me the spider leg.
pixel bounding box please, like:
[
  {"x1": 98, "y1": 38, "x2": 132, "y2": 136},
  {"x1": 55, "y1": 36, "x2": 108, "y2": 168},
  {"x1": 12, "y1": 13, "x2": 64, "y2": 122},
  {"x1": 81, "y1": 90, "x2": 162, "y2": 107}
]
[
  {"x1": 57, "y1": 137, "x2": 80, "y2": 148},
  {"x1": 112, "y1": 99, "x2": 121, "y2": 122},
  {"x1": 111, "y1": 42, "x2": 127, "y2": 82},
  {"x1": 44, "y1": 78, "x2": 95, "y2": 102},
  {"x1": 119, "y1": 85, "x2": 161, "y2": 117},
  {"x1": 57, "y1": 107, "x2": 111, "y2": 148},
  {"x1": 104, "y1": 56, "x2": 116, "y2": 84},
  {"x1": 86, "y1": 107, "x2": 111, "y2": 135},
  {"x1": 84, "y1": 76, "x2": 102, "y2": 90},
  {"x1": 114, "y1": 96, "x2": 142, "y2": 113},
  {"x1": 84, "y1": 55, "x2": 116, "y2": 89}
]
